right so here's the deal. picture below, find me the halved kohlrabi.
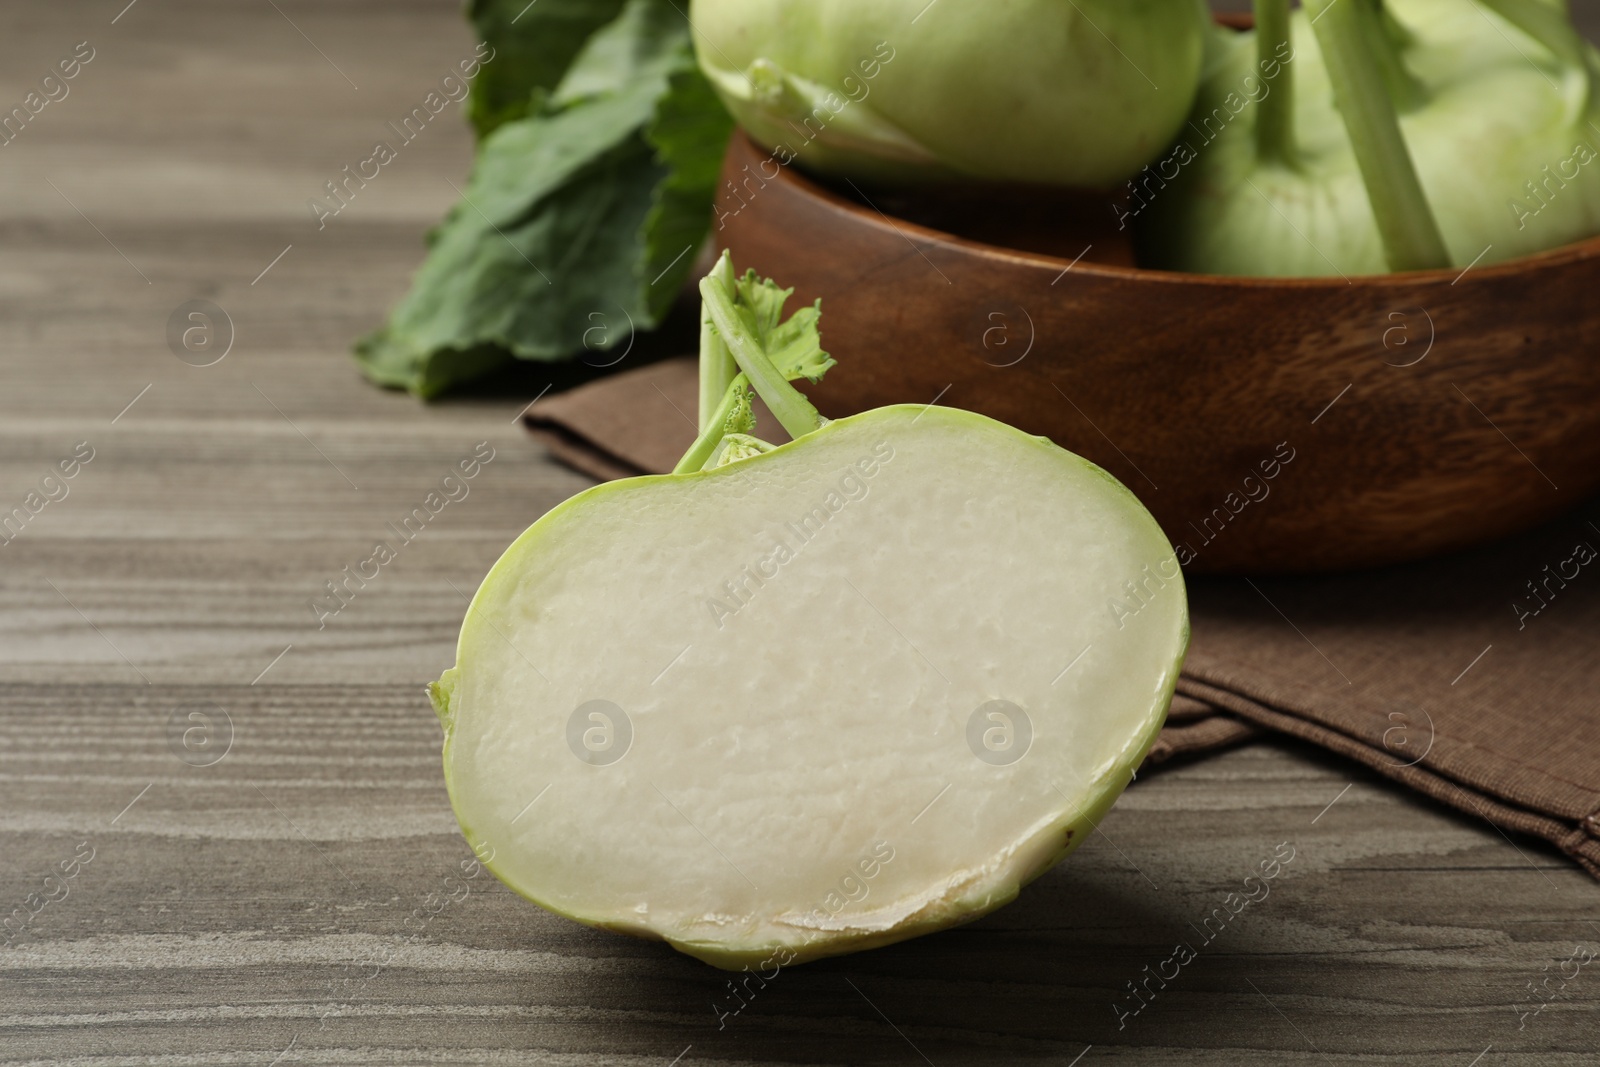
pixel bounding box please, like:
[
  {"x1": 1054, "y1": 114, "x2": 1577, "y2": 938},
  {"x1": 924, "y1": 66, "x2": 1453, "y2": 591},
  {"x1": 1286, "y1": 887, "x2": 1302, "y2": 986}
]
[{"x1": 429, "y1": 256, "x2": 1188, "y2": 969}]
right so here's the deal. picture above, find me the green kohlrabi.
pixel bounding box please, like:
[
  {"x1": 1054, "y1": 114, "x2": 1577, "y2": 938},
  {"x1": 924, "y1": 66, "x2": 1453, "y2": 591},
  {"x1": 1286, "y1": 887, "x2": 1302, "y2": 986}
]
[
  {"x1": 689, "y1": 0, "x2": 1212, "y2": 188},
  {"x1": 428, "y1": 254, "x2": 1189, "y2": 968},
  {"x1": 1135, "y1": 0, "x2": 1600, "y2": 276}
]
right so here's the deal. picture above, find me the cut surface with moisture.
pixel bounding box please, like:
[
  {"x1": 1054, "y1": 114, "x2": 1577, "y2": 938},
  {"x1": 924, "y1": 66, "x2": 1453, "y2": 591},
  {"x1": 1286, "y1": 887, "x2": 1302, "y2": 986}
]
[{"x1": 433, "y1": 404, "x2": 1187, "y2": 967}]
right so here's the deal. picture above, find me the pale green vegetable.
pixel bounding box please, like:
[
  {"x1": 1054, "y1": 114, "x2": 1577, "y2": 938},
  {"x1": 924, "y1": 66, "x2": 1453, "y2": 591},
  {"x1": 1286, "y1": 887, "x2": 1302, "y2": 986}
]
[
  {"x1": 1136, "y1": 0, "x2": 1600, "y2": 276},
  {"x1": 689, "y1": 0, "x2": 1211, "y2": 187},
  {"x1": 429, "y1": 257, "x2": 1189, "y2": 968}
]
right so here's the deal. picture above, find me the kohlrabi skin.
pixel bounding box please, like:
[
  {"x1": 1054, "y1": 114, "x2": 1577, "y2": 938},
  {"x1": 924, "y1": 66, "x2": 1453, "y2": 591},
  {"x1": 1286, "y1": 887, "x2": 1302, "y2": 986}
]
[
  {"x1": 1135, "y1": 0, "x2": 1600, "y2": 276},
  {"x1": 430, "y1": 255, "x2": 1189, "y2": 969},
  {"x1": 688, "y1": 0, "x2": 1210, "y2": 188}
]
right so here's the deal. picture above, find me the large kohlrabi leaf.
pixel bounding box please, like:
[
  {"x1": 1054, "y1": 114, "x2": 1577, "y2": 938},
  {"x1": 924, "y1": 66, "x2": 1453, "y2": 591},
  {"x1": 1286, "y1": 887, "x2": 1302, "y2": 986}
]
[
  {"x1": 466, "y1": 0, "x2": 629, "y2": 136},
  {"x1": 358, "y1": 0, "x2": 734, "y2": 398}
]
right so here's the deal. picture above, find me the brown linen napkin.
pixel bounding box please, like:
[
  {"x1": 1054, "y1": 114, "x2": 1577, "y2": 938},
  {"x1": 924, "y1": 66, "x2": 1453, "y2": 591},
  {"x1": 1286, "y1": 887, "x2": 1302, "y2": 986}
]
[{"x1": 526, "y1": 359, "x2": 1600, "y2": 879}]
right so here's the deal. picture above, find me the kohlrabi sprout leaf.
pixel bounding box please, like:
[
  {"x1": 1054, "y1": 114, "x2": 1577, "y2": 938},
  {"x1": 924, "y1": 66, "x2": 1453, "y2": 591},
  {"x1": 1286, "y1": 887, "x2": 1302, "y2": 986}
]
[
  {"x1": 688, "y1": 0, "x2": 1210, "y2": 187},
  {"x1": 721, "y1": 381, "x2": 756, "y2": 438},
  {"x1": 731, "y1": 270, "x2": 834, "y2": 384},
  {"x1": 429, "y1": 256, "x2": 1189, "y2": 969},
  {"x1": 731, "y1": 269, "x2": 792, "y2": 340},
  {"x1": 357, "y1": 0, "x2": 734, "y2": 397},
  {"x1": 1136, "y1": 0, "x2": 1600, "y2": 276},
  {"x1": 708, "y1": 430, "x2": 774, "y2": 467},
  {"x1": 765, "y1": 304, "x2": 832, "y2": 385},
  {"x1": 673, "y1": 262, "x2": 833, "y2": 473}
]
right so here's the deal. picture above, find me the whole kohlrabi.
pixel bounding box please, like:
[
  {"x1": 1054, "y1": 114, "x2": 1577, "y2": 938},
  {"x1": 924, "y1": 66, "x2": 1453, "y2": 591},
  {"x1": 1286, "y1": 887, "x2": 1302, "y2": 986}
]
[
  {"x1": 689, "y1": 0, "x2": 1211, "y2": 188},
  {"x1": 1134, "y1": 0, "x2": 1600, "y2": 276}
]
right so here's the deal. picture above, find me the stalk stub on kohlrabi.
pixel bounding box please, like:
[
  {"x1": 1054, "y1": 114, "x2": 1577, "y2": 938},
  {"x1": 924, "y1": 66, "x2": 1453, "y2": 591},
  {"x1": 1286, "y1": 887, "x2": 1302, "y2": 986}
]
[
  {"x1": 429, "y1": 255, "x2": 1189, "y2": 968},
  {"x1": 689, "y1": 0, "x2": 1211, "y2": 188}
]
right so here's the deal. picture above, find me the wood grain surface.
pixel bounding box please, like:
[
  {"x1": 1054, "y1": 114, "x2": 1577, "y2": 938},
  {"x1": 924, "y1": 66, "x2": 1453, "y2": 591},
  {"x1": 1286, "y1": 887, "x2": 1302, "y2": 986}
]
[{"x1": 2, "y1": 2, "x2": 1598, "y2": 1064}]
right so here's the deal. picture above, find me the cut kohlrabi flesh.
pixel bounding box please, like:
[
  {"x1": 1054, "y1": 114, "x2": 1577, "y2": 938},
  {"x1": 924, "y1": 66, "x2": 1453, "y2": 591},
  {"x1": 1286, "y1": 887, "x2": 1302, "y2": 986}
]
[{"x1": 429, "y1": 258, "x2": 1188, "y2": 968}]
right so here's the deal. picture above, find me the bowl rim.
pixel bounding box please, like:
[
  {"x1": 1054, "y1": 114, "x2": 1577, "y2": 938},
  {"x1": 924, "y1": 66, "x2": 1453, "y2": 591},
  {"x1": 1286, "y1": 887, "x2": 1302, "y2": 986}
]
[{"x1": 727, "y1": 125, "x2": 1600, "y2": 292}]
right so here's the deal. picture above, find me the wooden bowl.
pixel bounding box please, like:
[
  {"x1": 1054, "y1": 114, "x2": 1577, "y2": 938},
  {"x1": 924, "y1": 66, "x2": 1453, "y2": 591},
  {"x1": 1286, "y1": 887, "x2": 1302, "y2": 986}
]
[{"x1": 714, "y1": 130, "x2": 1600, "y2": 573}]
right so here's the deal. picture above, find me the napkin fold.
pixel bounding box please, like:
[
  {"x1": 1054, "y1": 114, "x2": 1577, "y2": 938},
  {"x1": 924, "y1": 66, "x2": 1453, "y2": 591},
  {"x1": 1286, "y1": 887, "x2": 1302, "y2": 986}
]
[{"x1": 527, "y1": 359, "x2": 1600, "y2": 879}]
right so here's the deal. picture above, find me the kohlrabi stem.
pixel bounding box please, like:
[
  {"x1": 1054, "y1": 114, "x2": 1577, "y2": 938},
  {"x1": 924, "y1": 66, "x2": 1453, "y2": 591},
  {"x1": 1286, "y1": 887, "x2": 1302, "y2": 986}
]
[
  {"x1": 697, "y1": 252, "x2": 738, "y2": 433},
  {"x1": 1305, "y1": 0, "x2": 1451, "y2": 272},
  {"x1": 700, "y1": 276, "x2": 826, "y2": 441},
  {"x1": 1358, "y1": 0, "x2": 1426, "y2": 112},
  {"x1": 1377, "y1": 2, "x2": 1415, "y2": 50},
  {"x1": 674, "y1": 372, "x2": 750, "y2": 475},
  {"x1": 1253, "y1": 0, "x2": 1297, "y2": 165}
]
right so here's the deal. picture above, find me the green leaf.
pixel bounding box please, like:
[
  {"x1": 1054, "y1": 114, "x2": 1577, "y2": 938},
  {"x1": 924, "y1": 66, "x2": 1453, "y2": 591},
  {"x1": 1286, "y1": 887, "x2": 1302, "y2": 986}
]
[
  {"x1": 731, "y1": 269, "x2": 790, "y2": 344},
  {"x1": 730, "y1": 270, "x2": 833, "y2": 384},
  {"x1": 354, "y1": 135, "x2": 663, "y2": 396},
  {"x1": 466, "y1": 0, "x2": 629, "y2": 136},
  {"x1": 641, "y1": 66, "x2": 735, "y2": 323},
  {"x1": 357, "y1": 0, "x2": 735, "y2": 397},
  {"x1": 551, "y1": 0, "x2": 695, "y2": 107},
  {"x1": 765, "y1": 302, "x2": 831, "y2": 385}
]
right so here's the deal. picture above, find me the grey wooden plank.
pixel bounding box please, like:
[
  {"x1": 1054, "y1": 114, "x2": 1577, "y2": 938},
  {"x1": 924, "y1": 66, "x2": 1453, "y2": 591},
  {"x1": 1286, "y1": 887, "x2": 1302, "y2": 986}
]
[{"x1": 4, "y1": 731, "x2": 1599, "y2": 1063}]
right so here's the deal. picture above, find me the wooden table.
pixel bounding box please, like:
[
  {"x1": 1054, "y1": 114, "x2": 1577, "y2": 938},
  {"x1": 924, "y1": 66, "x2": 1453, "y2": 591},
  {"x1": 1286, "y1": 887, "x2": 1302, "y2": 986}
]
[{"x1": 3, "y1": 3, "x2": 1597, "y2": 1063}]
